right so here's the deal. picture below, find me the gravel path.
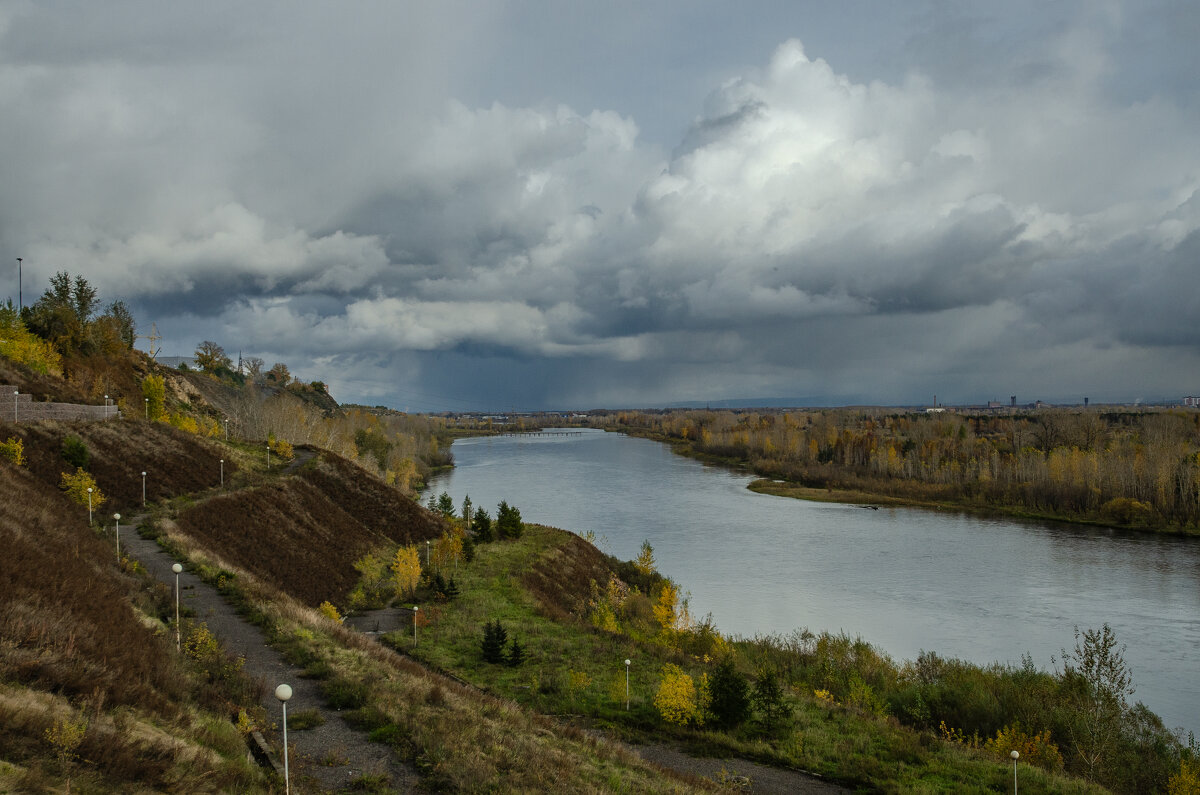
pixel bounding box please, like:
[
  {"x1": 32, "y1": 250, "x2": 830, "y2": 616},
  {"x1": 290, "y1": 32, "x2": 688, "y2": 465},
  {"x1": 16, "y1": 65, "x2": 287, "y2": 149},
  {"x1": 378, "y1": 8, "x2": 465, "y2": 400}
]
[
  {"x1": 631, "y1": 744, "x2": 850, "y2": 794},
  {"x1": 121, "y1": 499, "x2": 849, "y2": 794},
  {"x1": 122, "y1": 516, "x2": 419, "y2": 794}
]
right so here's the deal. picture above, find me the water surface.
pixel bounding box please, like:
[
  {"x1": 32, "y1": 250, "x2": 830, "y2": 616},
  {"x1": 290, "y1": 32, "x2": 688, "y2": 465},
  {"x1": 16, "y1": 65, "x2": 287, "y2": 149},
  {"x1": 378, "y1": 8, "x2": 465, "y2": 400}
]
[{"x1": 429, "y1": 429, "x2": 1200, "y2": 734}]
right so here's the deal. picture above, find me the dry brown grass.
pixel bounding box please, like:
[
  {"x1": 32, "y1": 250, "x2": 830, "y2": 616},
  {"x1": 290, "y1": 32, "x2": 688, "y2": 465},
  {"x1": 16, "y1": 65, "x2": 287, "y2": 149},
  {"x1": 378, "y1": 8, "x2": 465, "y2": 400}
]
[
  {"x1": 3, "y1": 417, "x2": 235, "y2": 512},
  {"x1": 0, "y1": 451, "x2": 270, "y2": 792},
  {"x1": 172, "y1": 449, "x2": 444, "y2": 606}
]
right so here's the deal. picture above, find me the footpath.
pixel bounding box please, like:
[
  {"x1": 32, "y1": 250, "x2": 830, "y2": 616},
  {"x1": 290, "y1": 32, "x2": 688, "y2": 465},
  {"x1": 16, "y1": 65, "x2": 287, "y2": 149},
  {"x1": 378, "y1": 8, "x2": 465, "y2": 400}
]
[{"x1": 121, "y1": 519, "x2": 420, "y2": 794}]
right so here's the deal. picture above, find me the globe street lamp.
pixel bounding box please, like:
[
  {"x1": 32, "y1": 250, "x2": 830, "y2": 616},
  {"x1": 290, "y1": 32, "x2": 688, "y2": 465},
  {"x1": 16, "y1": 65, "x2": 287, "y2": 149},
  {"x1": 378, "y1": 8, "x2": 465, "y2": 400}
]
[
  {"x1": 12, "y1": 389, "x2": 17, "y2": 422},
  {"x1": 1011, "y1": 750, "x2": 1019, "y2": 794},
  {"x1": 413, "y1": 605, "x2": 419, "y2": 646},
  {"x1": 275, "y1": 684, "x2": 293, "y2": 795},
  {"x1": 86, "y1": 487, "x2": 93, "y2": 524},
  {"x1": 219, "y1": 459, "x2": 224, "y2": 487},
  {"x1": 172, "y1": 563, "x2": 183, "y2": 652},
  {"x1": 144, "y1": 397, "x2": 149, "y2": 420},
  {"x1": 141, "y1": 471, "x2": 147, "y2": 506},
  {"x1": 625, "y1": 659, "x2": 631, "y2": 710},
  {"x1": 266, "y1": 443, "x2": 271, "y2": 470},
  {"x1": 113, "y1": 513, "x2": 121, "y2": 560},
  {"x1": 104, "y1": 394, "x2": 109, "y2": 419}
]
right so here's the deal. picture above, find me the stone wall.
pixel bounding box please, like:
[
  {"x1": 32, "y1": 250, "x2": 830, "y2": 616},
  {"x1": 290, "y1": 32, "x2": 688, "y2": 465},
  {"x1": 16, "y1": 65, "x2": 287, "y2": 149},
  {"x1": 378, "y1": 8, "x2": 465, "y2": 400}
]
[{"x1": 2, "y1": 385, "x2": 121, "y2": 422}]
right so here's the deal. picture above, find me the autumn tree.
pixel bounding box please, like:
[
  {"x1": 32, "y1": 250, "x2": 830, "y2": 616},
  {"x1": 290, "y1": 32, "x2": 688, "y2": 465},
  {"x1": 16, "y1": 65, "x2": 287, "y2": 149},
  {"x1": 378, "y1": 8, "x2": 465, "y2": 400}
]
[
  {"x1": 655, "y1": 664, "x2": 702, "y2": 726},
  {"x1": 391, "y1": 545, "x2": 421, "y2": 599},
  {"x1": 242, "y1": 355, "x2": 264, "y2": 377},
  {"x1": 267, "y1": 362, "x2": 291, "y2": 385},
  {"x1": 634, "y1": 540, "x2": 657, "y2": 575},
  {"x1": 194, "y1": 340, "x2": 232, "y2": 373},
  {"x1": 1058, "y1": 624, "x2": 1135, "y2": 781}
]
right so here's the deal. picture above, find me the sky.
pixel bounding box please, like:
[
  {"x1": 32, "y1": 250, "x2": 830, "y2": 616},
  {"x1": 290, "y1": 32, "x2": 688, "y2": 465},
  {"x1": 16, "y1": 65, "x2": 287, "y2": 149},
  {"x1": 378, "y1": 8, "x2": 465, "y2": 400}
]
[{"x1": 3, "y1": 1, "x2": 1199, "y2": 411}]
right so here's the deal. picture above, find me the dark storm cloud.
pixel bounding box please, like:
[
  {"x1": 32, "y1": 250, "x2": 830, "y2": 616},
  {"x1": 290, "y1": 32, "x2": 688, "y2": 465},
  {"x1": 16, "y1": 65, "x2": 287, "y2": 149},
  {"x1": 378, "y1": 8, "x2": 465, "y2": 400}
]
[{"x1": 2, "y1": 2, "x2": 1199, "y2": 409}]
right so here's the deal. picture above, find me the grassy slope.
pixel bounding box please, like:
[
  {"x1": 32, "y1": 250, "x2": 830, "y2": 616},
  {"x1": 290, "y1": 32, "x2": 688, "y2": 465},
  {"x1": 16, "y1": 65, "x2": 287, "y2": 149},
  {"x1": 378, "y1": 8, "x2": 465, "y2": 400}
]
[
  {"x1": 0, "y1": 436, "x2": 270, "y2": 793},
  {"x1": 171, "y1": 450, "x2": 447, "y2": 606},
  {"x1": 395, "y1": 523, "x2": 1108, "y2": 795}
]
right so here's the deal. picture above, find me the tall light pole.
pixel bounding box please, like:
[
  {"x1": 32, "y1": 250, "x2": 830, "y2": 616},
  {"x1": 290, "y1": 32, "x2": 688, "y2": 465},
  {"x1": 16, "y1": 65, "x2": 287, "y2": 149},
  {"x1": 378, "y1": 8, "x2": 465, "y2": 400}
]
[
  {"x1": 266, "y1": 443, "x2": 271, "y2": 470},
  {"x1": 1011, "y1": 750, "x2": 1019, "y2": 794},
  {"x1": 104, "y1": 394, "x2": 109, "y2": 419},
  {"x1": 15, "y1": 258, "x2": 21, "y2": 309},
  {"x1": 219, "y1": 459, "x2": 224, "y2": 486},
  {"x1": 172, "y1": 563, "x2": 183, "y2": 651},
  {"x1": 113, "y1": 513, "x2": 121, "y2": 559},
  {"x1": 141, "y1": 471, "x2": 147, "y2": 506},
  {"x1": 625, "y1": 659, "x2": 631, "y2": 710},
  {"x1": 224, "y1": 417, "x2": 228, "y2": 441},
  {"x1": 413, "y1": 605, "x2": 419, "y2": 645},
  {"x1": 144, "y1": 397, "x2": 149, "y2": 420},
  {"x1": 12, "y1": 389, "x2": 17, "y2": 422},
  {"x1": 86, "y1": 487, "x2": 93, "y2": 524},
  {"x1": 275, "y1": 684, "x2": 293, "y2": 795}
]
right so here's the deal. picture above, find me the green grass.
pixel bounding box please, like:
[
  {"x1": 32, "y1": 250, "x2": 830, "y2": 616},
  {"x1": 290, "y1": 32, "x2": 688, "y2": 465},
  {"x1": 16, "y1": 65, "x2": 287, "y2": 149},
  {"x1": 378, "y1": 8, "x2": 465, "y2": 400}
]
[{"x1": 381, "y1": 524, "x2": 1110, "y2": 794}]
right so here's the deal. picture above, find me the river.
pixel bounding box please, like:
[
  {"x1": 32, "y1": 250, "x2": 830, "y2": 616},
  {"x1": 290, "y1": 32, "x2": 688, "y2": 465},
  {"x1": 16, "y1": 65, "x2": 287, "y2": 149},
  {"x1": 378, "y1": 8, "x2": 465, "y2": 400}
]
[{"x1": 428, "y1": 428, "x2": 1200, "y2": 735}]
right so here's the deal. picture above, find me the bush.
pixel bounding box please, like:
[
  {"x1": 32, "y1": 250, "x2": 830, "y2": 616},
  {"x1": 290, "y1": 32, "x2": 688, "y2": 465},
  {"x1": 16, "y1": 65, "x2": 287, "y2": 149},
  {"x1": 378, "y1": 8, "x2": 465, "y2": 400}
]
[
  {"x1": 655, "y1": 664, "x2": 701, "y2": 726},
  {"x1": 61, "y1": 435, "x2": 90, "y2": 469},
  {"x1": 321, "y1": 677, "x2": 369, "y2": 710},
  {"x1": 0, "y1": 436, "x2": 25, "y2": 466}
]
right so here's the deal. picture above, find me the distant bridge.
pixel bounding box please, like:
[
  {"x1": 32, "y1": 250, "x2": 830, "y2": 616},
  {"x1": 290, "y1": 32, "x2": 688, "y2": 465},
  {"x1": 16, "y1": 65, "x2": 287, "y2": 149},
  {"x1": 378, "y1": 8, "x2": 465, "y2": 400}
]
[{"x1": 497, "y1": 430, "x2": 585, "y2": 437}]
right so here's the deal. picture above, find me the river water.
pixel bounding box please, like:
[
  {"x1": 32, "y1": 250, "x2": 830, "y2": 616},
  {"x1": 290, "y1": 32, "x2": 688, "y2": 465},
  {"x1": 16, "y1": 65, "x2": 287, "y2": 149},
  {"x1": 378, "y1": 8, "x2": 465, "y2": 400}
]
[{"x1": 428, "y1": 428, "x2": 1200, "y2": 734}]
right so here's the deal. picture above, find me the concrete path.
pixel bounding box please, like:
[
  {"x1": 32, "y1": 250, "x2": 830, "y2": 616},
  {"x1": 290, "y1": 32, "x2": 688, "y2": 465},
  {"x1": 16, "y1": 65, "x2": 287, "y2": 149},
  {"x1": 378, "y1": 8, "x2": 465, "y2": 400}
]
[{"x1": 120, "y1": 516, "x2": 419, "y2": 794}]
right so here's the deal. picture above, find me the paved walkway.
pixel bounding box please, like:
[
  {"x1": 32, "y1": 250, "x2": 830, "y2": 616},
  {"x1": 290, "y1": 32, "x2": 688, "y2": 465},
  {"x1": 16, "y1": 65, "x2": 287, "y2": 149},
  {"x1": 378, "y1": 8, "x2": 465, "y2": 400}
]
[{"x1": 121, "y1": 517, "x2": 419, "y2": 794}]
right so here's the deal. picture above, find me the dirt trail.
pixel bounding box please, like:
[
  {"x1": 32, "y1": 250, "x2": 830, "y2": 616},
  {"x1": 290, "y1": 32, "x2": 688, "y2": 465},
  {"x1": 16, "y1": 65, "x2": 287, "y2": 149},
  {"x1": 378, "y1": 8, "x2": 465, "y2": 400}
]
[{"x1": 121, "y1": 516, "x2": 419, "y2": 794}]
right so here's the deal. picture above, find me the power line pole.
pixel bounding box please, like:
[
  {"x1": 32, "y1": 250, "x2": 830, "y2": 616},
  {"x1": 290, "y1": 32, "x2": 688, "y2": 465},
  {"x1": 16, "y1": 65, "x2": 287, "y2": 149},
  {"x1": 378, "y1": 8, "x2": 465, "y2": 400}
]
[{"x1": 15, "y1": 258, "x2": 21, "y2": 309}]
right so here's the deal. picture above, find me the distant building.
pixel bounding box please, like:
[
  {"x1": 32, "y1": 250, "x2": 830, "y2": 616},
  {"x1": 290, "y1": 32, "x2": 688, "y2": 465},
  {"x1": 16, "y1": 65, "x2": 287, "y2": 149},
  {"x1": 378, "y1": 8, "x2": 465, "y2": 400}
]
[{"x1": 1185, "y1": 396, "x2": 1200, "y2": 407}]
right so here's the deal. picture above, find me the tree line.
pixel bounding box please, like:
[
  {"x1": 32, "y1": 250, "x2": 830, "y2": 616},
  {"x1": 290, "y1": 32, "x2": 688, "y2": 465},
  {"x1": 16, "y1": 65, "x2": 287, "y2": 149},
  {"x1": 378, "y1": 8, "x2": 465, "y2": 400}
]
[{"x1": 588, "y1": 407, "x2": 1200, "y2": 531}]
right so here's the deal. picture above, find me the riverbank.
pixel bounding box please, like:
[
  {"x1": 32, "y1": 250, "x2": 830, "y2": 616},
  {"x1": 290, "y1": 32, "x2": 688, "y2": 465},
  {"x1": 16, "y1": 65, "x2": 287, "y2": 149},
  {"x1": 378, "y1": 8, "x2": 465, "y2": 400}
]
[{"x1": 606, "y1": 423, "x2": 1200, "y2": 537}]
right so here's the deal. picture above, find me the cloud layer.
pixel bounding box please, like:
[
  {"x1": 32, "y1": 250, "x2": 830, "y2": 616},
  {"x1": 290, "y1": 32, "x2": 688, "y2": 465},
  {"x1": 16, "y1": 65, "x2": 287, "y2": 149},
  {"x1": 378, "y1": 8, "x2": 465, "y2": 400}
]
[{"x1": 3, "y1": 2, "x2": 1198, "y2": 409}]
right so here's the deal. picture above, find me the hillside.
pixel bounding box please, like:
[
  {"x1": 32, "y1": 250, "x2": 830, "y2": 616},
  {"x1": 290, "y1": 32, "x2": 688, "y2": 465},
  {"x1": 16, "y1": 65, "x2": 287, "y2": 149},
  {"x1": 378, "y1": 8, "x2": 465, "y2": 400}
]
[{"x1": 0, "y1": 431, "x2": 273, "y2": 792}]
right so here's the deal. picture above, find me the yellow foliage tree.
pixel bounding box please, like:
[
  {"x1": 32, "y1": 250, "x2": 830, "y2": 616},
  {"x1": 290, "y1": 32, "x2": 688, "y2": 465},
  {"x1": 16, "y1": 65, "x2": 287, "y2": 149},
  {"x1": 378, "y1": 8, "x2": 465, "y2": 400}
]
[
  {"x1": 1, "y1": 436, "x2": 25, "y2": 467},
  {"x1": 634, "y1": 540, "x2": 656, "y2": 575},
  {"x1": 141, "y1": 374, "x2": 166, "y2": 421},
  {"x1": 431, "y1": 530, "x2": 464, "y2": 573},
  {"x1": 654, "y1": 663, "x2": 702, "y2": 726},
  {"x1": 60, "y1": 468, "x2": 105, "y2": 509},
  {"x1": 317, "y1": 601, "x2": 342, "y2": 623},
  {"x1": 1168, "y1": 758, "x2": 1200, "y2": 795},
  {"x1": 0, "y1": 305, "x2": 62, "y2": 375},
  {"x1": 391, "y1": 545, "x2": 421, "y2": 599}
]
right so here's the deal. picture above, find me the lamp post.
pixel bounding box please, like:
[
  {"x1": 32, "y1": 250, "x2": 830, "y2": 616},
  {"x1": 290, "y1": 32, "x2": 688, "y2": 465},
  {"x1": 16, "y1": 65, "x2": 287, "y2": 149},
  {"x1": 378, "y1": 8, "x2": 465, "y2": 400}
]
[
  {"x1": 266, "y1": 443, "x2": 271, "y2": 470},
  {"x1": 144, "y1": 397, "x2": 149, "y2": 420},
  {"x1": 1011, "y1": 750, "x2": 1019, "y2": 794},
  {"x1": 224, "y1": 417, "x2": 228, "y2": 441},
  {"x1": 425, "y1": 539, "x2": 430, "y2": 566},
  {"x1": 141, "y1": 471, "x2": 147, "y2": 506},
  {"x1": 86, "y1": 487, "x2": 93, "y2": 524},
  {"x1": 219, "y1": 459, "x2": 224, "y2": 486},
  {"x1": 625, "y1": 659, "x2": 631, "y2": 710},
  {"x1": 413, "y1": 605, "x2": 419, "y2": 645},
  {"x1": 275, "y1": 684, "x2": 293, "y2": 795},
  {"x1": 15, "y1": 257, "x2": 21, "y2": 309},
  {"x1": 12, "y1": 389, "x2": 17, "y2": 422},
  {"x1": 113, "y1": 513, "x2": 121, "y2": 559},
  {"x1": 104, "y1": 394, "x2": 109, "y2": 419},
  {"x1": 172, "y1": 563, "x2": 183, "y2": 652}
]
